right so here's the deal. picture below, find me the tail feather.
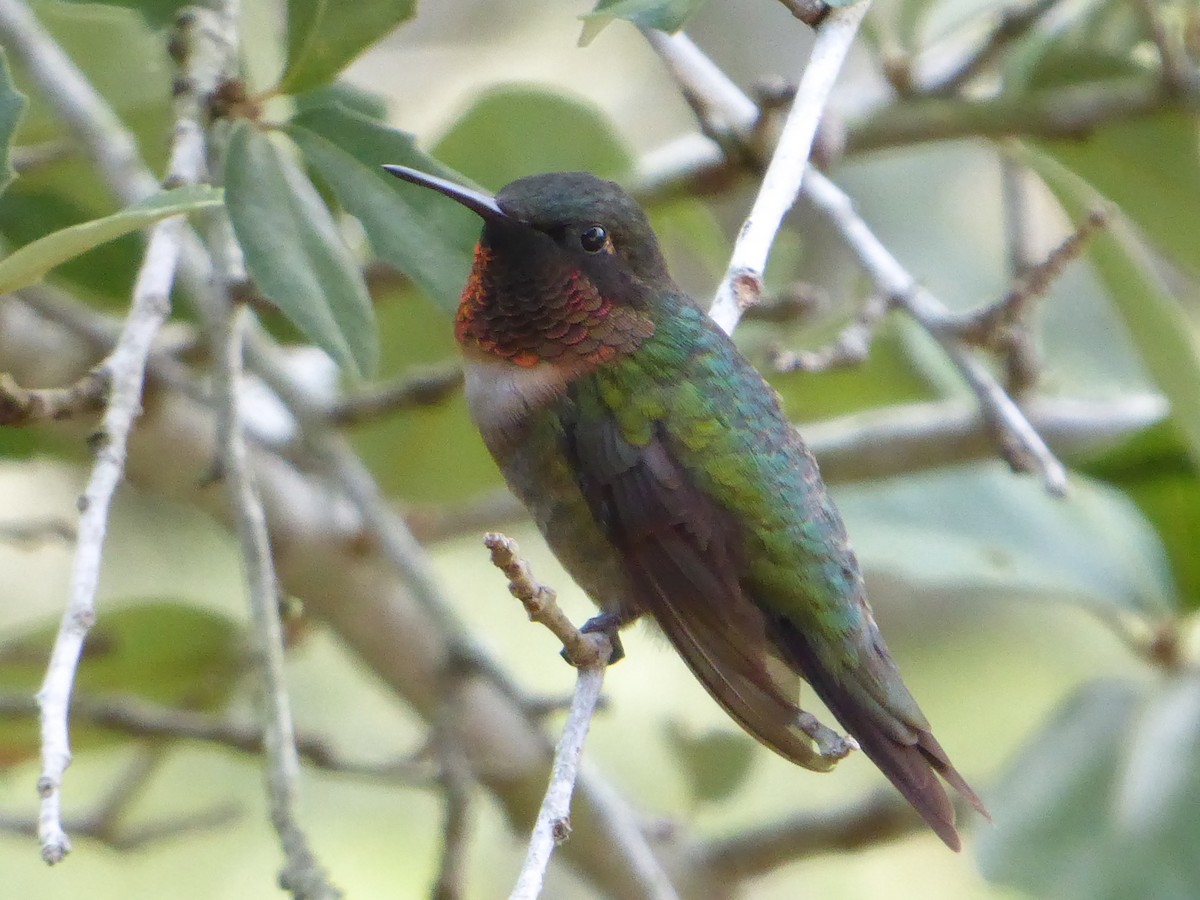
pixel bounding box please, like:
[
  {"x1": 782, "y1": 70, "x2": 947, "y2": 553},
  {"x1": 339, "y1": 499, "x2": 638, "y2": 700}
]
[{"x1": 777, "y1": 619, "x2": 988, "y2": 851}]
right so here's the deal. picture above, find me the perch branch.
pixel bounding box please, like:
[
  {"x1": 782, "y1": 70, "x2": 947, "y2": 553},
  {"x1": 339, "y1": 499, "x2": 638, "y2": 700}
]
[
  {"x1": 484, "y1": 534, "x2": 623, "y2": 900},
  {"x1": 482, "y1": 535, "x2": 677, "y2": 897},
  {"x1": 484, "y1": 533, "x2": 610, "y2": 669}
]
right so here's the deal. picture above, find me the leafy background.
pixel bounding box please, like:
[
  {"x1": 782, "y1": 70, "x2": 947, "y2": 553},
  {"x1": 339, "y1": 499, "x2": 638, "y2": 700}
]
[{"x1": 0, "y1": 0, "x2": 1197, "y2": 897}]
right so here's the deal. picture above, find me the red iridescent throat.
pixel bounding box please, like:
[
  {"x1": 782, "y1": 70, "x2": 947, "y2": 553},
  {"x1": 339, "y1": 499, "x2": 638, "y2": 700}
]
[{"x1": 454, "y1": 243, "x2": 653, "y2": 368}]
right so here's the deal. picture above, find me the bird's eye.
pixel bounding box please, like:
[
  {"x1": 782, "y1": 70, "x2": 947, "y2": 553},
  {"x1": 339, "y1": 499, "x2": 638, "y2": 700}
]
[{"x1": 579, "y1": 225, "x2": 607, "y2": 253}]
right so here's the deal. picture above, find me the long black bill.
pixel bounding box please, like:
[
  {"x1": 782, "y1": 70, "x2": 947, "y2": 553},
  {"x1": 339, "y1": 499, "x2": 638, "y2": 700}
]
[{"x1": 382, "y1": 164, "x2": 510, "y2": 222}]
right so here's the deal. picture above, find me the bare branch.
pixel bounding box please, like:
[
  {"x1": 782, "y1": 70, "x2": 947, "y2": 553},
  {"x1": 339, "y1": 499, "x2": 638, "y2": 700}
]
[
  {"x1": 327, "y1": 365, "x2": 464, "y2": 427},
  {"x1": 0, "y1": 517, "x2": 76, "y2": 545},
  {"x1": 800, "y1": 168, "x2": 1070, "y2": 494},
  {"x1": 207, "y1": 185, "x2": 341, "y2": 900},
  {"x1": 680, "y1": 2, "x2": 871, "y2": 333},
  {"x1": 484, "y1": 533, "x2": 609, "y2": 669},
  {"x1": 771, "y1": 293, "x2": 888, "y2": 372},
  {"x1": 924, "y1": 0, "x2": 1064, "y2": 95},
  {"x1": 430, "y1": 684, "x2": 473, "y2": 900},
  {"x1": 0, "y1": 370, "x2": 107, "y2": 426},
  {"x1": 803, "y1": 393, "x2": 1165, "y2": 483},
  {"x1": 687, "y1": 789, "x2": 943, "y2": 886},
  {"x1": 510, "y1": 661, "x2": 610, "y2": 900},
  {"x1": 482, "y1": 535, "x2": 676, "y2": 900},
  {"x1": 23, "y1": 21, "x2": 211, "y2": 864},
  {"x1": 0, "y1": 693, "x2": 438, "y2": 783},
  {"x1": 644, "y1": 29, "x2": 1069, "y2": 493},
  {"x1": 950, "y1": 207, "x2": 1108, "y2": 350}
]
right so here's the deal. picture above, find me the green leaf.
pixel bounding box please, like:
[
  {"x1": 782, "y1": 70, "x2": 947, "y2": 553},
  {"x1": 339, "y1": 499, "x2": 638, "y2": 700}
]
[
  {"x1": 278, "y1": 0, "x2": 415, "y2": 95},
  {"x1": 1022, "y1": 146, "x2": 1200, "y2": 470},
  {"x1": 580, "y1": 0, "x2": 709, "y2": 45},
  {"x1": 287, "y1": 105, "x2": 478, "y2": 312},
  {"x1": 0, "y1": 600, "x2": 242, "y2": 768},
  {"x1": 1039, "y1": 114, "x2": 1200, "y2": 280},
  {"x1": 225, "y1": 122, "x2": 377, "y2": 378},
  {"x1": 1085, "y1": 425, "x2": 1200, "y2": 610},
  {"x1": 292, "y1": 80, "x2": 389, "y2": 121},
  {"x1": 15, "y1": 1, "x2": 171, "y2": 152},
  {"x1": 977, "y1": 678, "x2": 1200, "y2": 899},
  {"x1": 836, "y1": 463, "x2": 1178, "y2": 621},
  {"x1": 665, "y1": 720, "x2": 757, "y2": 807},
  {"x1": 434, "y1": 86, "x2": 632, "y2": 189},
  {"x1": 0, "y1": 184, "x2": 222, "y2": 295},
  {"x1": 0, "y1": 48, "x2": 27, "y2": 196},
  {"x1": 55, "y1": 0, "x2": 191, "y2": 27}
]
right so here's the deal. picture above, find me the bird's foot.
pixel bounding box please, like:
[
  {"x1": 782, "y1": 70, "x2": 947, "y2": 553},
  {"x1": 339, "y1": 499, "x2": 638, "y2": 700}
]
[
  {"x1": 562, "y1": 612, "x2": 626, "y2": 666},
  {"x1": 796, "y1": 710, "x2": 859, "y2": 761}
]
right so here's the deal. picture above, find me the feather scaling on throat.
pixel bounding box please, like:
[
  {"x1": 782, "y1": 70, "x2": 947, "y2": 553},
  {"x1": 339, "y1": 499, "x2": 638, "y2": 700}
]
[{"x1": 455, "y1": 241, "x2": 655, "y2": 369}]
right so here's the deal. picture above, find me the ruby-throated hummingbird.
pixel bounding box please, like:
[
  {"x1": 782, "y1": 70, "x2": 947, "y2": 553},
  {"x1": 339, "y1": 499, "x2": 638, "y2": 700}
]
[{"x1": 384, "y1": 165, "x2": 987, "y2": 849}]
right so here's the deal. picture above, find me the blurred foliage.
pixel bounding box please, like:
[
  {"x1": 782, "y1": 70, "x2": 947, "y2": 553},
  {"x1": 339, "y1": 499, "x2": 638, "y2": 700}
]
[
  {"x1": 0, "y1": 601, "x2": 242, "y2": 767},
  {"x1": 0, "y1": 0, "x2": 1198, "y2": 898},
  {"x1": 0, "y1": 184, "x2": 220, "y2": 294},
  {"x1": 0, "y1": 49, "x2": 25, "y2": 196},
  {"x1": 580, "y1": 0, "x2": 710, "y2": 45},
  {"x1": 665, "y1": 720, "x2": 756, "y2": 809},
  {"x1": 277, "y1": 0, "x2": 415, "y2": 95}
]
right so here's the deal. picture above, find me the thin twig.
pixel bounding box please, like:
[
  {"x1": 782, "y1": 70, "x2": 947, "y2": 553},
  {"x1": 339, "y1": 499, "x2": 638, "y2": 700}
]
[
  {"x1": 481, "y1": 533, "x2": 664, "y2": 900},
  {"x1": 483, "y1": 533, "x2": 609, "y2": 669},
  {"x1": 29, "y1": 50, "x2": 208, "y2": 867},
  {"x1": 771, "y1": 293, "x2": 888, "y2": 372},
  {"x1": 0, "y1": 693, "x2": 438, "y2": 783},
  {"x1": 327, "y1": 365, "x2": 464, "y2": 427},
  {"x1": 510, "y1": 662, "x2": 609, "y2": 900},
  {"x1": 801, "y1": 167, "x2": 1069, "y2": 494},
  {"x1": 210, "y1": 294, "x2": 339, "y2": 897},
  {"x1": 700, "y1": 2, "x2": 871, "y2": 333},
  {"x1": 950, "y1": 208, "x2": 1108, "y2": 349},
  {"x1": 0, "y1": 370, "x2": 108, "y2": 426},
  {"x1": 687, "y1": 789, "x2": 955, "y2": 886},
  {"x1": 0, "y1": 517, "x2": 77, "y2": 545},
  {"x1": 924, "y1": 0, "x2": 1063, "y2": 95},
  {"x1": 1133, "y1": 0, "x2": 1197, "y2": 94},
  {"x1": 644, "y1": 28, "x2": 1069, "y2": 493},
  {"x1": 430, "y1": 682, "x2": 473, "y2": 900}
]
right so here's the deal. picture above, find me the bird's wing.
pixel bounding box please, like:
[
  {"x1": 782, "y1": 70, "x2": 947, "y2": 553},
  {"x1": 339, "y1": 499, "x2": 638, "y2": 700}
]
[{"x1": 561, "y1": 395, "x2": 837, "y2": 772}]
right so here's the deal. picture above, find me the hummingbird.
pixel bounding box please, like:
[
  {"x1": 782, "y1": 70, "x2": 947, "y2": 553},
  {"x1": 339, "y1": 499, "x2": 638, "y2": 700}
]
[{"x1": 383, "y1": 165, "x2": 988, "y2": 849}]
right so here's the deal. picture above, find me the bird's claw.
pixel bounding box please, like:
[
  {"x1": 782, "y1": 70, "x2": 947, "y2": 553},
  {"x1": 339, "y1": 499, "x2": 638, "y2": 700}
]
[
  {"x1": 561, "y1": 612, "x2": 625, "y2": 665},
  {"x1": 796, "y1": 710, "x2": 858, "y2": 761}
]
